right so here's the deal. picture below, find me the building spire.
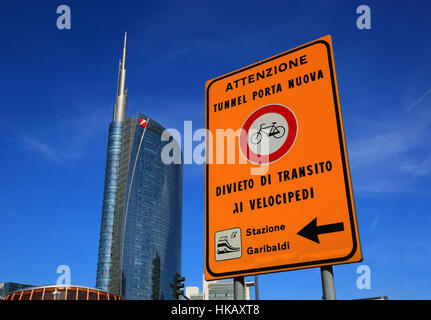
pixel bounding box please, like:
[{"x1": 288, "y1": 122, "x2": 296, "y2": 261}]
[
  {"x1": 113, "y1": 32, "x2": 128, "y2": 122},
  {"x1": 122, "y1": 32, "x2": 127, "y2": 69}
]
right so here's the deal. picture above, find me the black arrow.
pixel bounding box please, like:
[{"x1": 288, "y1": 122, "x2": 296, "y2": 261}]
[{"x1": 297, "y1": 218, "x2": 344, "y2": 244}]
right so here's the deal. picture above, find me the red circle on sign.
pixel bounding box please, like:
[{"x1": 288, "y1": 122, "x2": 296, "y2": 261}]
[{"x1": 239, "y1": 104, "x2": 298, "y2": 164}]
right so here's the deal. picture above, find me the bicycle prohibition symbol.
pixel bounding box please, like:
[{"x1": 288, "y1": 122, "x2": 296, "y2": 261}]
[
  {"x1": 249, "y1": 121, "x2": 286, "y2": 145},
  {"x1": 239, "y1": 104, "x2": 298, "y2": 164}
]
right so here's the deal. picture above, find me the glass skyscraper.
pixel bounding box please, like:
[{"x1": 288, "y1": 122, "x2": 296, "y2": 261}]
[{"x1": 96, "y1": 33, "x2": 183, "y2": 300}]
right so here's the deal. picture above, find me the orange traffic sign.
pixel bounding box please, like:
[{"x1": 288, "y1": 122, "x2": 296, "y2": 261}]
[{"x1": 205, "y1": 35, "x2": 362, "y2": 280}]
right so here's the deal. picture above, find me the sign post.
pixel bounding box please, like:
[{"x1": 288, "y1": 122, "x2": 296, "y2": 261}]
[
  {"x1": 254, "y1": 275, "x2": 259, "y2": 300},
  {"x1": 320, "y1": 265, "x2": 336, "y2": 300},
  {"x1": 233, "y1": 277, "x2": 246, "y2": 300},
  {"x1": 205, "y1": 35, "x2": 362, "y2": 294}
]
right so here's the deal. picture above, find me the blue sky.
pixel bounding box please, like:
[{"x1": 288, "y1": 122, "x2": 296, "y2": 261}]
[{"x1": 1, "y1": 0, "x2": 431, "y2": 300}]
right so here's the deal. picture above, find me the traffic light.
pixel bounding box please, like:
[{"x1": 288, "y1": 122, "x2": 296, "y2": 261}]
[{"x1": 171, "y1": 273, "x2": 185, "y2": 299}]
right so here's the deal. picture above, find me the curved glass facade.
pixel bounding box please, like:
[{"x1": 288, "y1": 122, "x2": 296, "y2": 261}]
[
  {"x1": 96, "y1": 122, "x2": 123, "y2": 292},
  {"x1": 97, "y1": 114, "x2": 182, "y2": 300},
  {"x1": 118, "y1": 114, "x2": 182, "y2": 300}
]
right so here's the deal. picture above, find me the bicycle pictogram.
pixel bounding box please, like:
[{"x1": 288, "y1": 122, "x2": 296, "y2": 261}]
[{"x1": 249, "y1": 122, "x2": 286, "y2": 145}]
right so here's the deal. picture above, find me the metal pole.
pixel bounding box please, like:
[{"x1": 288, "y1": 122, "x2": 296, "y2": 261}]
[
  {"x1": 254, "y1": 275, "x2": 259, "y2": 300},
  {"x1": 234, "y1": 277, "x2": 245, "y2": 300},
  {"x1": 320, "y1": 265, "x2": 336, "y2": 300}
]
